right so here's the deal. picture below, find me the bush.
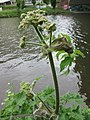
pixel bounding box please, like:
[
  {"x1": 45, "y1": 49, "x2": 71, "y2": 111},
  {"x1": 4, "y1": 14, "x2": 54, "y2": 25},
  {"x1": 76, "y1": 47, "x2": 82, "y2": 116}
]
[{"x1": 0, "y1": 82, "x2": 89, "y2": 120}]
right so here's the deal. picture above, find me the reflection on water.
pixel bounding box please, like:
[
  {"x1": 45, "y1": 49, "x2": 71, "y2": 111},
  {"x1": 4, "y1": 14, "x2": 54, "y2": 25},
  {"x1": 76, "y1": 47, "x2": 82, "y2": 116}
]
[
  {"x1": 0, "y1": 14, "x2": 90, "y2": 108},
  {"x1": 72, "y1": 14, "x2": 90, "y2": 107}
]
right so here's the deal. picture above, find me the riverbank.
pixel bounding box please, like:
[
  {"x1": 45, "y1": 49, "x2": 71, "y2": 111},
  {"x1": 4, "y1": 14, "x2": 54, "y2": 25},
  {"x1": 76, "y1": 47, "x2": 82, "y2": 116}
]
[{"x1": 0, "y1": 6, "x2": 71, "y2": 18}]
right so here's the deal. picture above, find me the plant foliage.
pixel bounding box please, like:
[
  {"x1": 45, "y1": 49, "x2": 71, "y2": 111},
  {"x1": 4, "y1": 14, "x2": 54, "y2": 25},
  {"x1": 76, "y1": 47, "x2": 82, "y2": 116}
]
[
  {"x1": 19, "y1": 9, "x2": 84, "y2": 75},
  {"x1": 0, "y1": 82, "x2": 89, "y2": 120}
]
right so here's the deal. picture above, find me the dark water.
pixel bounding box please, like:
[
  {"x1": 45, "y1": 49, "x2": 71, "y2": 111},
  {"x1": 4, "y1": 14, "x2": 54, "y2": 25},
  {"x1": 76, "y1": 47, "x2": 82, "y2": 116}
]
[{"x1": 0, "y1": 14, "x2": 90, "y2": 108}]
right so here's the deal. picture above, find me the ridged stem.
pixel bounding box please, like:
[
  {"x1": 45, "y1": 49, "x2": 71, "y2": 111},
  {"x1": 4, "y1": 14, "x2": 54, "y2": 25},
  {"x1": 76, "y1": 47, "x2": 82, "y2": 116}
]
[{"x1": 48, "y1": 52, "x2": 59, "y2": 115}]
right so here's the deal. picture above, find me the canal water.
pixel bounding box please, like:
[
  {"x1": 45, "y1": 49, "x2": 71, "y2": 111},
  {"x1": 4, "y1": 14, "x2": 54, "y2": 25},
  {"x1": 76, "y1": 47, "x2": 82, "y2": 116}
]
[{"x1": 0, "y1": 14, "x2": 90, "y2": 108}]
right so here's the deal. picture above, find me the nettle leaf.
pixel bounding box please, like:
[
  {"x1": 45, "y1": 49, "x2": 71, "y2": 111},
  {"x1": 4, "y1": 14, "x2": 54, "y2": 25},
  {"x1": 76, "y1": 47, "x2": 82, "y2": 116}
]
[
  {"x1": 74, "y1": 49, "x2": 85, "y2": 58},
  {"x1": 60, "y1": 57, "x2": 73, "y2": 72}
]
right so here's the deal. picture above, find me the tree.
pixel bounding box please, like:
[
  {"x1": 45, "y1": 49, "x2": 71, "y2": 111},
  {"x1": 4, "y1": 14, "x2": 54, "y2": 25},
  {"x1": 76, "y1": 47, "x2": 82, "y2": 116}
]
[
  {"x1": 50, "y1": 0, "x2": 57, "y2": 8},
  {"x1": 21, "y1": 0, "x2": 25, "y2": 9},
  {"x1": 43, "y1": 0, "x2": 50, "y2": 5},
  {"x1": 32, "y1": 0, "x2": 36, "y2": 5},
  {"x1": 16, "y1": 0, "x2": 21, "y2": 10},
  {"x1": 16, "y1": 0, "x2": 25, "y2": 10}
]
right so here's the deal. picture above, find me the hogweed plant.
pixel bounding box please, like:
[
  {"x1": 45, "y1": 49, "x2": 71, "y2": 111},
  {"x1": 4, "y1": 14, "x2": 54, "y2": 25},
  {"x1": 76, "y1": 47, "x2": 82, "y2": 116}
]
[
  {"x1": 1, "y1": 9, "x2": 90, "y2": 120},
  {"x1": 19, "y1": 10, "x2": 84, "y2": 117}
]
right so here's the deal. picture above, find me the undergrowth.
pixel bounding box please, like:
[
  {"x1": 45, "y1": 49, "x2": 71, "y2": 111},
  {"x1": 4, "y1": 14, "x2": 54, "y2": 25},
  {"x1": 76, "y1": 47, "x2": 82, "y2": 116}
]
[{"x1": 0, "y1": 81, "x2": 90, "y2": 120}]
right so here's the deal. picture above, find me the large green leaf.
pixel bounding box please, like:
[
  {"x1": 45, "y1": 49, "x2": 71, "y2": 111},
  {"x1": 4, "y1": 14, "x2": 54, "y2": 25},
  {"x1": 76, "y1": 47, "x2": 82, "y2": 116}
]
[
  {"x1": 60, "y1": 57, "x2": 73, "y2": 72},
  {"x1": 56, "y1": 50, "x2": 66, "y2": 60}
]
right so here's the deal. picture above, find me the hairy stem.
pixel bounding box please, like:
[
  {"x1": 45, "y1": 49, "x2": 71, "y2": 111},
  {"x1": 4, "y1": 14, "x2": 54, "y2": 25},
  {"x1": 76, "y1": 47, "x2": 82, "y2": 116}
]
[{"x1": 48, "y1": 52, "x2": 59, "y2": 115}]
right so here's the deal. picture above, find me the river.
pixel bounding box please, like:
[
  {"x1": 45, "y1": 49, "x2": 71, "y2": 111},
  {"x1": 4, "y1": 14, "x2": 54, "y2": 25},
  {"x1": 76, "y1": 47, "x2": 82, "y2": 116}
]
[{"x1": 0, "y1": 13, "x2": 90, "y2": 108}]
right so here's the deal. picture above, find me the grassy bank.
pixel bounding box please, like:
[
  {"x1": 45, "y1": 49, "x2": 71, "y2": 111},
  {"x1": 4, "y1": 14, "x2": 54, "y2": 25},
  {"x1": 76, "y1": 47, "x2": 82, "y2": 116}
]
[{"x1": 0, "y1": 5, "x2": 71, "y2": 18}]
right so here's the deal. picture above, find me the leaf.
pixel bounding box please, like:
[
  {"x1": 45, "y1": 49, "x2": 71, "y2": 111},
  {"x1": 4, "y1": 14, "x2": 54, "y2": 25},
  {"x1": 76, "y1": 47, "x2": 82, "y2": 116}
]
[
  {"x1": 60, "y1": 57, "x2": 73, "y2": 72},
  {"x1": 56, "y1": 50, "x2": 66, "y2": 60},
  {"x1": 58, "y1": 34, "x2": 62, "y2": 38},
  {"x1": 86, "y1": 109, "x2": 90, "y2": 120},
  {"x1": 60, "y1": 54, "x2": 69, "y2": 60},
  {"x1": 15, "y1": 92, "x2": 26, "y2": 106},
  {"x1": 74, "y1": 49, "x2": 85, "y2": 58},
  {"x1": 60, "y1": 113, "x2": 68, "y2": 120},
  {"x1": 52, "y1": 35, "x2": 56, "y2": 41},
  {"x1": 70, "y1": 53, "x2": 78, "y2": 58},
  {"x1": 61, "y1": 33, "x2": 72, "y2": 45},
  {"x1": 47, "y1": 47, "x2": 54, "y2": 52}
]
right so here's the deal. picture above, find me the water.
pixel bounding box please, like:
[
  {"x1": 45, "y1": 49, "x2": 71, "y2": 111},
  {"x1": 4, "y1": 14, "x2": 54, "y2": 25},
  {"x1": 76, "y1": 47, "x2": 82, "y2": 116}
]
[{"x1": 0, "y1": 14, "x2": 90, "y2": 108}]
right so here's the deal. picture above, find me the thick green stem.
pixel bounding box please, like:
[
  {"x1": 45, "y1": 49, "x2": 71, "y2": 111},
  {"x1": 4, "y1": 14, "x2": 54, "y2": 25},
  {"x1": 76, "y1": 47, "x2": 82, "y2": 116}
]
[
  {"x1": 48, "y1": 52, "x2": 59, "y2": 115},
  {"x1": 50, "y1": 32, "x2": 52, "y2": 46},
  {"x1": 33, "y1": 25, "x2": 47, "y2": 45},
  {"x1": 34, "y1": 24, "x2": 60, "y2": 115}
]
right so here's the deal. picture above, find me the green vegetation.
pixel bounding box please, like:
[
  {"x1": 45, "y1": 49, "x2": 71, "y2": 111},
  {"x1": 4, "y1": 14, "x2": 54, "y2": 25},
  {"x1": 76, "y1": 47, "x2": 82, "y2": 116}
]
[
  {"x1": 1, "y1": 5, "x2": 17, "y2": 10},
  {"x1": 0, "y1": 5, "x2": 70, "y2": 18},
  {"x1": 0, "y1": 82, "x2": 90, "y2": 120},
  {"x1": 16, "y1": 0, "x2": 25, "y2": 10},
  {"x1": 0, "y1": 6, "x2": 36, "y2": 18}
]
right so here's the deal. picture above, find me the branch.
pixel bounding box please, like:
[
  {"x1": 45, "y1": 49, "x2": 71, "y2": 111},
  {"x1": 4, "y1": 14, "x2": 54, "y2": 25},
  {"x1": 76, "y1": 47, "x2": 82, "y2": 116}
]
[{"x1": 27, "y1": 42, "x2": 42, "y2": 46}]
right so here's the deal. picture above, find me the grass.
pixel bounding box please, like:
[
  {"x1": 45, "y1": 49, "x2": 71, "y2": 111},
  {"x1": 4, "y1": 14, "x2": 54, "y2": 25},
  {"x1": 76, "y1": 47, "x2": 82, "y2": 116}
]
[
  {"x1": 0, "y1": 5, "x2": 71, "y2": 18},
  {"x1": 1, "y1": 5, "x2": 17, "y2": 10}
]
